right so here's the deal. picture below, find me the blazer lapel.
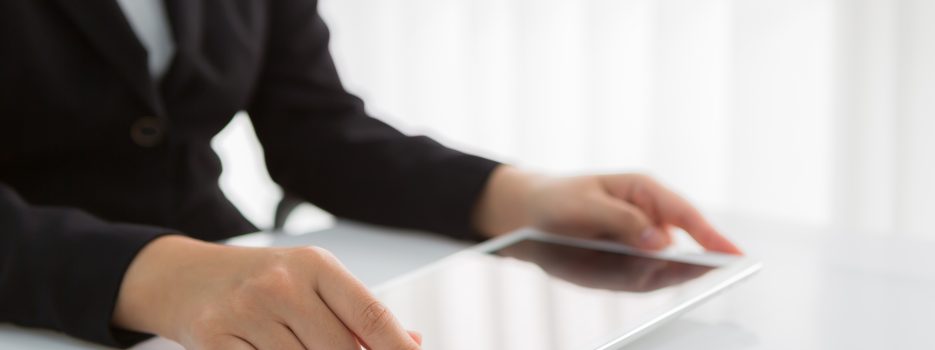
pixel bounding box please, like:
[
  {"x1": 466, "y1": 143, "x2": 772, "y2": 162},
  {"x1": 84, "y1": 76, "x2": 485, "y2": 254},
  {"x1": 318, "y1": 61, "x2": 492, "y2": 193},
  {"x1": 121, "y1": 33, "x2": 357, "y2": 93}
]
[
  {"x1": 159, "y1": 0, "x2": 203, "y2": 102},
  {"x1": 54, "y1": 0, "x2": 159, "y2": 113},
  {"x1": 164, "y1": 0, "x2": 203, "y2": 55}
]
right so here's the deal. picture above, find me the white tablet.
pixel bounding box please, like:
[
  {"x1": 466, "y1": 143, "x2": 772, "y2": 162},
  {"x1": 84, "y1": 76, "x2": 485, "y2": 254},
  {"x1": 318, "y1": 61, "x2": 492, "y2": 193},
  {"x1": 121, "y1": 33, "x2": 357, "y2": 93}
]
[{"x1": 373, "y1": 229, "x2": 761, "y2": 350}]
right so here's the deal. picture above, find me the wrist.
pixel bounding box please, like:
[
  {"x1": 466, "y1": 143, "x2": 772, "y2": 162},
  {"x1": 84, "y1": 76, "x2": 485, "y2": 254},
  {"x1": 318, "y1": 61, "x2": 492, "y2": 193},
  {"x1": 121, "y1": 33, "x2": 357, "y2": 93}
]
[
  {"x1": 473, "y1": 165, "x2": 548, "y2": 237},
  {"x1": 112, "y1": 235, "x2": 228, "y2": 340}
]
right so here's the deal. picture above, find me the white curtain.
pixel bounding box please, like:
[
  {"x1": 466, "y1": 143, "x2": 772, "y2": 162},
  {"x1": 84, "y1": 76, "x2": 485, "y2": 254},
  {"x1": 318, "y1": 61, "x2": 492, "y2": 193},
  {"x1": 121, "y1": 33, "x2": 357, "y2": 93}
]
[{"x1": 214, "y1": 0, "x2": 935, "y2": 238}]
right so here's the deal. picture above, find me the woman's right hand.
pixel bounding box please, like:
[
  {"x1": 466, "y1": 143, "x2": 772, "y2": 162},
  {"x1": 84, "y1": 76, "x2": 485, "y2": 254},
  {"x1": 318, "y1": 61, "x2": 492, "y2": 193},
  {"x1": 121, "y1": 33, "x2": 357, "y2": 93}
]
[{"x1": 113, "y1": 235, "x2": 422, "y2": 350}]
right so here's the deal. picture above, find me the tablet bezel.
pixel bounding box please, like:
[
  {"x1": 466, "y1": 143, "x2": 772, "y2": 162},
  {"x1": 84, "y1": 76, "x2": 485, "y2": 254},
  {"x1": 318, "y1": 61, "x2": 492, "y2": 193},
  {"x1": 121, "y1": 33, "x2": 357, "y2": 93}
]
[{"x1": 372, "y1": 229, "x2": 762, "y2": 350}]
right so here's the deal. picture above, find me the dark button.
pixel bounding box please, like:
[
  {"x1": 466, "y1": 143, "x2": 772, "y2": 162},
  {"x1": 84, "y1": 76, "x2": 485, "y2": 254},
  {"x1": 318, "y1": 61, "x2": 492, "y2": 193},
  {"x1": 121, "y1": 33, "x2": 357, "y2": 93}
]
[{"x1": 130, "y1": 116, "x2": 164, "y2": 147}]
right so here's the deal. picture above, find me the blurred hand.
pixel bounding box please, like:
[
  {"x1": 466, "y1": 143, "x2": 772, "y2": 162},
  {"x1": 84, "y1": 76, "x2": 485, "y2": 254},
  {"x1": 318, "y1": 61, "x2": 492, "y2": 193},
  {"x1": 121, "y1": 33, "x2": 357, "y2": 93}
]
[
  {"x1": 475, "y1": 166, "x2": 742, "y2": 254},
  {"x1": 113, "y1": 236, "x2": 422, "y2": 350}
]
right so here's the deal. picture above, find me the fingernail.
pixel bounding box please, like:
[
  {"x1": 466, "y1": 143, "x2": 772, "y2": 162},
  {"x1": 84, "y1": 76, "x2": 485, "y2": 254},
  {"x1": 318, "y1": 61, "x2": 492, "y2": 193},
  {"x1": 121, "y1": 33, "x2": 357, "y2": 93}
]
[
  {"x1": 640, "y1": 228, "x2": 664, "y2": 248},
  {"x1": 408, "y1": 330, "x2": 423, "y2": 345}
]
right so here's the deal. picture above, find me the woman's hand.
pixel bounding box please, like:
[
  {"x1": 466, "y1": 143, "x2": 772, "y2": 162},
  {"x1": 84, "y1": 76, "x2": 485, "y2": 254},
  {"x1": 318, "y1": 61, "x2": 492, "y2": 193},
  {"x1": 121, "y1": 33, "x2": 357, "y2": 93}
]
[
  {"x1": 113, "y1": 236, "x2": 422, "y2": 350},
  {"x1": 474, "y1": 166, "x2": 742, "y2": 254}
]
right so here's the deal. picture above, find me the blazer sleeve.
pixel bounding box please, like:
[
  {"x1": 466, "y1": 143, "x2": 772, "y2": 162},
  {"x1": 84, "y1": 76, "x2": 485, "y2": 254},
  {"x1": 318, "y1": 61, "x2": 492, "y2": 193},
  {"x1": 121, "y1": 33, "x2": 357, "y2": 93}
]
[
  {"x1": 246, "y1": 0, "x2": 501, "y2": 240},
  {"x1": 0, "y1": 183, "x2": 171, "y2": 347}
]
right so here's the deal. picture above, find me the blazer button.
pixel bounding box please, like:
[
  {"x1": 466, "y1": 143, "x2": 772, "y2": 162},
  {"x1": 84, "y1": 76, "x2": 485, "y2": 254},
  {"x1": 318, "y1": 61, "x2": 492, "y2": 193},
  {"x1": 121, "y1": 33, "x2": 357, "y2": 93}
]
[{"x1": 130, "y1": 116, "x2": 164, "y2": 147}]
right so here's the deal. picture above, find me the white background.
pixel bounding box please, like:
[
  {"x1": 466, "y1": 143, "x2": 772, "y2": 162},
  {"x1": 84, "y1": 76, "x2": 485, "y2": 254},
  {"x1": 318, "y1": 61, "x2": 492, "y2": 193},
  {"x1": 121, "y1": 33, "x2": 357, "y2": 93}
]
[{"x1": 213, "y1": 0, "x2": 935, "y2": 239}]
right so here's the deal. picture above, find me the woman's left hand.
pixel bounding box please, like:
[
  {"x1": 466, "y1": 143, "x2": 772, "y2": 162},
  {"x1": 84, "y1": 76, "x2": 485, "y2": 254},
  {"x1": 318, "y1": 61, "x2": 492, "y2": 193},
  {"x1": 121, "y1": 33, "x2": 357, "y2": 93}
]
[{"x1": 474, "y1": 166, "x2": 742, "y2": 254}]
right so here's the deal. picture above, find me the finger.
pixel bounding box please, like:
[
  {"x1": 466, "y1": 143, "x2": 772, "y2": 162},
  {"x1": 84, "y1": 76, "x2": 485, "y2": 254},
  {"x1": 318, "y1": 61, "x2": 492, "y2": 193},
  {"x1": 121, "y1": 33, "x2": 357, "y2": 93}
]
[
  {"x1": 201, "y1": 334, "x2": 256, "y2": 350},
  {"x1": 362, "y1": 330, "x2": 422, "y2": 349},
  {"x1": 647, "y1": 184, "x2": 740, "y2": 253},
  {"x1": 315, "y1": 259, "x2": 419, "y2": 350},
  {"x1": 239, "y1": 321, "x2": 305, "y2": 350},
  {"x1": 592, "y1": 197, "x2": 670, "y2": 250},
  {"x1": 282, "y1": 295, "x2": 360, "y2": 350},
  {"x1": 622, "y1": 177, "x2": 742, "y2": 254},
  {"x1": 618, "y1": 176, "x2": 663, "y2": 225},
  {"x1": 671, "y1": 209, "x2": 742, "y2": 254},
  {"x1": 408, "y1": 330, "x2": 423, "y2": 345}
]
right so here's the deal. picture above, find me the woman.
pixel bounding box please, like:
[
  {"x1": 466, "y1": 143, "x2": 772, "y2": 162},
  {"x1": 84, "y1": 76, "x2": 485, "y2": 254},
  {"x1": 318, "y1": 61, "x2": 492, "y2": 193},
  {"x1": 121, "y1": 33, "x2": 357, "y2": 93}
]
[{"x1": 0, "y1": 0, "x2": 740, "y2": 349}]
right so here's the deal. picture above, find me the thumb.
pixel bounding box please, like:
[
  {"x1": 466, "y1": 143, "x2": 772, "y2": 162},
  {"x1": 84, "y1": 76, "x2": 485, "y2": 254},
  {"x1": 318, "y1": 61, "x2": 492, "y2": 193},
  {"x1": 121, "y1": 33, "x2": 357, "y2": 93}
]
[{"x1": 593, "y1": 197, "x2": 670, "y2": 250}]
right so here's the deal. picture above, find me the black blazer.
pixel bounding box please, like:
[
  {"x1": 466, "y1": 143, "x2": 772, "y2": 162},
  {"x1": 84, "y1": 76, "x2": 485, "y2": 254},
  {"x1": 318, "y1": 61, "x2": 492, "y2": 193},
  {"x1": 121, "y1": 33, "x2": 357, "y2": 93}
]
[{"x1": 0, "y1": 0, "x2": 499, "y2": 346}]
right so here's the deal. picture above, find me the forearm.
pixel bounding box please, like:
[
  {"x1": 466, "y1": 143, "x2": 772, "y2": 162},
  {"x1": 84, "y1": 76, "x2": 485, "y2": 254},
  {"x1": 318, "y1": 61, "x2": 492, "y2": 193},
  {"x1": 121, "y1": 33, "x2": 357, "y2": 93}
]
[
  {"x1": 0, "y1": 184, "x2": 174, "y2": 346},
  {"x1": 472, "y1": 166, "x2": 547, "y2": 237}
]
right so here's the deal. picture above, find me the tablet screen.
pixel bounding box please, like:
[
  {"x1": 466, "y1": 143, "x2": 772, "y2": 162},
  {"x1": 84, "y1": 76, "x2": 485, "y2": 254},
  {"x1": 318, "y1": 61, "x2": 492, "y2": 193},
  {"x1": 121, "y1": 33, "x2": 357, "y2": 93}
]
[{"x1": 377, "y1": 238, "x2": 718, "y2": 350}]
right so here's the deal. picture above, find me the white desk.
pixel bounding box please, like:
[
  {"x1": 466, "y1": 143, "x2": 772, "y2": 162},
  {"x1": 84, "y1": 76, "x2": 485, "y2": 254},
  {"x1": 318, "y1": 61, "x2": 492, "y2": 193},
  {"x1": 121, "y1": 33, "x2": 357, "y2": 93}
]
[{"x1": 2, "y1": 217, "x2": 935, "y2": 350}]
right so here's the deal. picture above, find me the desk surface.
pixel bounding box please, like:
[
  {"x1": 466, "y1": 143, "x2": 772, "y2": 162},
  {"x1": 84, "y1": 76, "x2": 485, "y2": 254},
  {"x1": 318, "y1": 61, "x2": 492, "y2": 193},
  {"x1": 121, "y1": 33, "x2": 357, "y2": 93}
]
[{"x1": 2, "y1": 217, "x2": 934, "y2": 350}]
